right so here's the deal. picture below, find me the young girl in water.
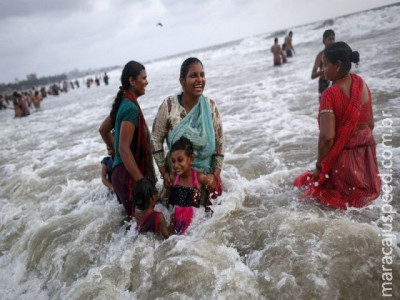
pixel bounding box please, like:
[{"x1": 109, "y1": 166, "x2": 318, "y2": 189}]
[
  {"x1": 132, "y1": 178, "x2": 173, "y2": 239},
  {"x1": 101, "y1": 145, "x2": 115, "y2": 196},
  {"x1": 169, "y1": 137, "x2": 217, "y2": 234}
]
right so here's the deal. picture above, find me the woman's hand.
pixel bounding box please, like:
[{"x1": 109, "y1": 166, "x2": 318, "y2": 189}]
[{"x1": 198, "y1": 172, "x2": 217, "y2": 191}]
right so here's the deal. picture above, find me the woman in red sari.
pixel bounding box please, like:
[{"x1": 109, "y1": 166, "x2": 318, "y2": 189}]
[{"x1": 294, "y1": 42, "x2": 380, "y2": 209}]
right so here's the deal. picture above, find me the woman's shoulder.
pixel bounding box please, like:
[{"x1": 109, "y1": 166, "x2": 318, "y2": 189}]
[
  {"x1": 323, "y1": 85, "x2": 342, "y2": 98},
  {"x1": 121, "y1": 98, "x2": 138, "y2": 109},
  {"x1": 203, "y1": 95, "x2": 217, "y2": 107},
  {"x1": 162, "y1": 95, "x2": 178, "y2": 102},
  {"x1": 159, "y1": 95, "x2": 179, "y2": 111}
]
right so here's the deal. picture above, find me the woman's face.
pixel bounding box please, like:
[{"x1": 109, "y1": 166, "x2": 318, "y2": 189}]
[
  {"x1": 181, "y1": 62, "x2": 206, "y2": 98},
  {"x1": 322, "y1": 54, "x2": 339, "y2": 82},
  {"x1": 171, "y1": 150, "x2": 194, "y2": 177},
  {"x1": 131, "y1": 69, "x2": 148, "y2": 97}
]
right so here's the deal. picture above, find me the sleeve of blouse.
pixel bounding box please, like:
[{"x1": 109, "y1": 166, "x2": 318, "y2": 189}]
[
  {"x1": 210, "y1": 99, "x2": 225, "y2": 170},
  {"x1": 151, "y1": 99, "x2": 169, "y2": 169},
  {"x1": 319, "y1": 88, "x2": 334, "y2": 115}
]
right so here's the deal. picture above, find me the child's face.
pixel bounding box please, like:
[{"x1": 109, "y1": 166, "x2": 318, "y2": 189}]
[
  {"x1": 171, "y1": 150, "x2": 194, "y2": 176},
  {"x1": 107, "y1": 147, "x2": 115, "y2": 156}
]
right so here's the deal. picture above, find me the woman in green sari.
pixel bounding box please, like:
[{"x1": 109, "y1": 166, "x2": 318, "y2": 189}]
[{"x1": 151, "y1": 57, "x2": 225, "y2": 206}]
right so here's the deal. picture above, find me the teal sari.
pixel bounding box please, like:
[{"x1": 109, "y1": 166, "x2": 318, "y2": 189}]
[{"x1": 167, "y1": 95, "x2": 215, "y2": 173}]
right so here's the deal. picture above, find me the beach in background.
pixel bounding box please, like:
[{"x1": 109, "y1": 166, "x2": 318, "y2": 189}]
[{"x1": 0, "y1": 4, "x2": 399, "y2": 299}]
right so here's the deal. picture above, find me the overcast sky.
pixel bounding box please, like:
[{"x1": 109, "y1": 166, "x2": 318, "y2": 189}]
[{"x1": 0, "y1": 0, "x2": 398, "y2": 83}]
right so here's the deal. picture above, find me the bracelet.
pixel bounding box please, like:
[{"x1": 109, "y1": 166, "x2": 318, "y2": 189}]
[{"x1": 315, "y1": 162, "x2": 322, "y2": 170}]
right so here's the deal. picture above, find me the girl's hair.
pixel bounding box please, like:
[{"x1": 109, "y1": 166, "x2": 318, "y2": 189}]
[
  {"x1": 324, "y1": 41, "x2": 360, "y2": 72},
  {"x1": 132, "y1": 178, "x2": 155, "y2": 210},
  {"x1": 110, "y1": 61, "x2": 145, "y2": 126},
  {"x1": 170, "y1": 136, "x2": 194, "y2": 157},
  {"x1": 180, "y1": 57, "x2": 203, "y2": 79}
]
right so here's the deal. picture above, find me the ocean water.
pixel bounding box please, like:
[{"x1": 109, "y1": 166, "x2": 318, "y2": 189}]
[{"x1": 1, "y1": 4, "x2": 399, "y2": 299}]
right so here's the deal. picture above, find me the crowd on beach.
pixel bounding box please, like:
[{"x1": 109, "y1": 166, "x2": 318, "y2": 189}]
[
  {"x1": 0, "y1": 27, "x2": 382, "y2": 239},
  {"x1": 0, "y1": 72, "x2": 110, "y2": 118},
  {"x1": 99, "y1": 30, "x2": 381, "y2": 239},
  {"x1": 270, "y1": 31, "x2": 295, "y2": 66}
]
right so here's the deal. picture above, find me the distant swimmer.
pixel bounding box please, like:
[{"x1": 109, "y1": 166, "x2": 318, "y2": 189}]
[
  {"x1": 156, "y1": 22, "x2": 163, "y2": 27},
  {"x1": 281, "y1": 43, "x2": 288, "y2": 63},
  {"x1": 311, "y1": 29, "x2": 335, "y2": 102},
  {"x1": 270, "y1": 37, "x2": 283, "y2": 66},
  {"x1": 284, "y1": 31, "x2": 295, "y2": 57}
]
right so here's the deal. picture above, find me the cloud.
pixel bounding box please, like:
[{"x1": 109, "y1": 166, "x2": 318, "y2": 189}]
[
  {"x1": 0, "y1": 0, "x2": 397, "y2": 83},
  {"x1": 0, "y1": 0, "x2": 88, "y2": 19}
]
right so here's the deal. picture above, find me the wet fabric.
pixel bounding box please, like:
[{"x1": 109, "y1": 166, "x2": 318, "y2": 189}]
[
  {"x1": 151, "y1": 94, "x2": 225, "y2": 174},
  {"x1": 101, "y1": 156, "x2": 113, "y2": 183},
  {"x1": 294, "y1": 73, "x2": 381, "y2": 209},
  {"x1": 112, "y1": 89, "x2": 156, "y2": 217},
  {"x1": 171, "y1": 169, "x2": 200, "y2": 235},
  {"x1": 137, "y1": 210, "x2": 162, "y2": 233},
  {"x1": 170, "y1": 169, "x2": 201, "y2": 207},
  {"x1": 166, "y1": 95, "x2": 216, "y2": 173},
  {"x1": 174, "y1": 206, "x2": 194, "y2": 235},
  {"x1": 274, "y1": 57, "x2": 282, "y2": 66},
  {"x1": 111, "y1": 164, "x2": 133, "y2": 216}
]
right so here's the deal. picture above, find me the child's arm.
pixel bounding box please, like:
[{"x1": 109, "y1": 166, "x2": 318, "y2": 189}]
[
  {"x1": 158, "y1": 213, "x2": 172, "y2": 239},
  {"x1": 101, "y1": 163, "x2": 114, "y2": 192}
]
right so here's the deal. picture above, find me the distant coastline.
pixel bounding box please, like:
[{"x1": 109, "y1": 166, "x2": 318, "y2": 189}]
[{"x1": 1, "y1": 2, "x2": 398, "y2": 88}]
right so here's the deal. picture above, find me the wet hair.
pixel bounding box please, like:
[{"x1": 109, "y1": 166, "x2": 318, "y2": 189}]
[
  {"x1": 324, "y1": 41, "x2": 360, "y2": 72},
  {"x1": 323, "y1": 29, "x2": 335, "y2": 42},
  {"x1": 274, "y1": 37, "x2": 278, "y2": 43},
  {"x1": 110, "y1": 61, "x2": 145, "y2": 126},
  {"x1": 132, "y1": 178, "x2": 156, "y2": 210},
  {"x1": 180, "y1": 57, "x2": 203, "y2": 79},
  {"x1": 170, "y1": 136, "x2": 194, "y2": 157}
]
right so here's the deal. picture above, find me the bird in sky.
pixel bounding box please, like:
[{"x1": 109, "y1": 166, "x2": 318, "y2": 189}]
[{"x1": 156, "y1": 22, "x2": 163, "y2": 27}]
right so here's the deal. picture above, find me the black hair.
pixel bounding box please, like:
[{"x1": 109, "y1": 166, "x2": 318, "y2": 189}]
[
  {"x1": 180, "y1": 57, "x2": 203, "y2": 79},
  {"x1": 109, "y1": 61, "x2": 145, "y2": 126},
  {"x1": 324, "y1": 41, "x2": 360, "y2": 72},
  {"x1": 170, "y1": 136, "x2": 194, "y2": 157},
  {"x1": 323, "y1": 29, "x2": 335, "y2": 42},
  {"x1": 132, "y1": 178, "x2": 156, "y2": 210},
  {"x1": 274, "y1": 37, "x2": 278, "y2": 43}
]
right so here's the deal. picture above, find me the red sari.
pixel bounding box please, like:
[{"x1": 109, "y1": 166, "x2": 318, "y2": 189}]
[{"x1": 294, "y1": 73, "x2": 380, "y2": 209}]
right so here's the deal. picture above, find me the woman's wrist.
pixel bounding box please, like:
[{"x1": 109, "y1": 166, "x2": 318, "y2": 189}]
[{"x1": 159, "y1": 167, "x2": 168, "y2": 179}]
